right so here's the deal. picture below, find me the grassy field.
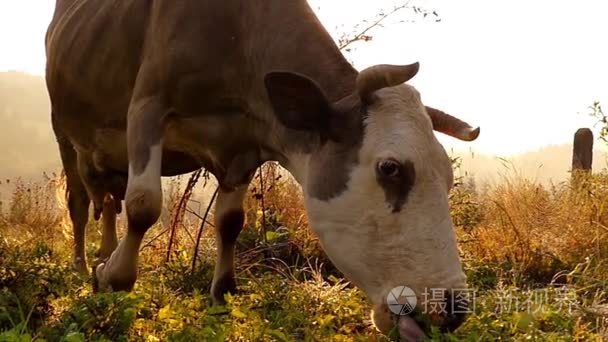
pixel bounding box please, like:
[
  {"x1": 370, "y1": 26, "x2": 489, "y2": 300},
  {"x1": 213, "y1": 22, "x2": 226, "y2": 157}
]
[{"x1": 1, "y1": 165, "x2": 607, "y2": 341}]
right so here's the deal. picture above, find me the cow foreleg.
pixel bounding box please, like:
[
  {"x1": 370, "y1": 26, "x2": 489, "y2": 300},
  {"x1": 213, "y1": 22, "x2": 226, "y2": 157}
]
[
  {"x1": 95, "y1": 97, "x2": 165, "y2": 292},
  {"x1": 211, "y1": 185, "x2": 248, "y2": 305}
]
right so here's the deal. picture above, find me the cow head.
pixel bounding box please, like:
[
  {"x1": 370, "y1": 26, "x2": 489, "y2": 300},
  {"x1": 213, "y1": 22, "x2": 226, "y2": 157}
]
[{"x1": 264, "y1": 63, "x2": 479, "y2": 340}]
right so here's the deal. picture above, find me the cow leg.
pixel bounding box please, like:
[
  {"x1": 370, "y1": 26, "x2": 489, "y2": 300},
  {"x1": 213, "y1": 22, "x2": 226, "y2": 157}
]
[
  {"x1": 57, "y1": 138, "x2": 91, "y2": 274},
  {"x1": 211, "y1": 185, "x2": 248, "y2": 305},
  {"x1": 96, "y1": 194, "x2": 118, "y2": 259},
  {"x1": 95, "y1": 97, "x2": 165, "y2": 292},
  {"x1": 76, "y1": 155, "x2": 105, "y2": 221}
]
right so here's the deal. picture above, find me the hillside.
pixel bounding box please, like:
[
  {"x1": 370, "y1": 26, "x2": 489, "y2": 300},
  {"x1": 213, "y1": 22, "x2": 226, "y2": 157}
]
[
  {"x1": 0, "y1": 71, "x2": 59, "y2": 179},
  {"x1": 1, "y1": 71, "x2": 607, "y2": 186},
  {"x1": 1, "y1": 72, "x2": 607, "y2": 341},
  {"x1": 1, "y1": 157, "x2": 607, "y2": 341},
  {"x1": 454, "y1": 144, "x2": 608, "y2": 187}
]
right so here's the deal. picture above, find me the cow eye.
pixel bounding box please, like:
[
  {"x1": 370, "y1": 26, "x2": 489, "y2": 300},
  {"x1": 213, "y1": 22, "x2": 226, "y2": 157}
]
[{"x1": 376, "y1": 159, "x2": 401, "y2": 178}]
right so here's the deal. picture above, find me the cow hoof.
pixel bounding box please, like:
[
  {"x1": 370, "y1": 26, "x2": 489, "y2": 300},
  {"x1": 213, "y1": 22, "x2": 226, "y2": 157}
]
[
  {"x1": 211, "y1": 294, "x2": 228, "y2": 306},
  {"x1": 92, "y1": 261, "x2": 108, "y2": 293},
  {"x1": 73, "y1": 257, "x2": 89, "y2": 275},
  {"x1": 93, "y1": 261, "x2": 136, "y2": 293},
  {"x1": 211, "y1": 273, "x2": 237, "y2": 305}
]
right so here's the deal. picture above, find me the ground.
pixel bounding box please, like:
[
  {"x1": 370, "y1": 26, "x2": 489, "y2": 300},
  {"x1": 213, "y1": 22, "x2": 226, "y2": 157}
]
[{"x1": 0, "y1": 165, "x2": 607, "y2": 341}]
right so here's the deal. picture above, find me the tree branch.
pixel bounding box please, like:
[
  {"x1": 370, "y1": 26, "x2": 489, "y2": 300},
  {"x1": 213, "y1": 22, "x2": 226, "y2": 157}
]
[{"x1": 338, "y1": 1, "x2": 411, "y2": 51}]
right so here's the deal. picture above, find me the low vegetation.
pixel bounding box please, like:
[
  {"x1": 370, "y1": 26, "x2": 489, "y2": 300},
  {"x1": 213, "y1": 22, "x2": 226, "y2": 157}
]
[{"x1": 1, "y1": 162, "x2": 607, "y2": 341}]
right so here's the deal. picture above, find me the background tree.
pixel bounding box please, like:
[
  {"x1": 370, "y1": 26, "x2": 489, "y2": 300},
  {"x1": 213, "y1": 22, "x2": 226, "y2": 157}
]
[{"x1": 589, "y1": 101, "x2": 606, "y2": 144}]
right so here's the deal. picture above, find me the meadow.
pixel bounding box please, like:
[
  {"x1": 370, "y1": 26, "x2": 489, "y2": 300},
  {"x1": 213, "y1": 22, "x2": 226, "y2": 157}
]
[{"x1": 1, "y1": 162, "x2": 607, "y2": 341}]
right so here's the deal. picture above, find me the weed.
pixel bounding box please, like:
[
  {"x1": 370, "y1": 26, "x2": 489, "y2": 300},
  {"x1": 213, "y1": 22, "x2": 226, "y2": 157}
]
[{"x1": 0, "y1": 169, "x2": 606, "y2": 341}]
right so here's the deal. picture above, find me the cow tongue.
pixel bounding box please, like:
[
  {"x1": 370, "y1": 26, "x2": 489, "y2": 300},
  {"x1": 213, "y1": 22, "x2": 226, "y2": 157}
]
[{"x1": 398, "y1": 315, "x2": 426, "y2": 342}]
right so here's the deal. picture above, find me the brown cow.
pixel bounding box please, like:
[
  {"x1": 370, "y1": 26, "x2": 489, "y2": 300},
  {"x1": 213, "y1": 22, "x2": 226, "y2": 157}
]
[{"x1": 45, "y1": 1, "x2": 480, "y2": 340}]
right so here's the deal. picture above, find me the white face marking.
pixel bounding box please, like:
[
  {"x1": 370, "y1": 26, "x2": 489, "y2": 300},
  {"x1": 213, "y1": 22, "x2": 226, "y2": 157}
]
[{"x1": 302, "y1": 85, "x2": 465, "y2": 325}]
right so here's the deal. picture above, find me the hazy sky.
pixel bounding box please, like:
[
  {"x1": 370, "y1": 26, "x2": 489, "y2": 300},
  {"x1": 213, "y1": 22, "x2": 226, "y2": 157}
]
[{"x1": 1, "y1": 0, "x2": 606, "y2": 156}]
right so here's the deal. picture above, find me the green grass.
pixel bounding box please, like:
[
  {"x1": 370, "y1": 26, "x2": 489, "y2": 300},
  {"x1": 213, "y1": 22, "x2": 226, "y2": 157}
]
[{"x1": 1, "y1": 168, "x2": 607, "y2": 341}]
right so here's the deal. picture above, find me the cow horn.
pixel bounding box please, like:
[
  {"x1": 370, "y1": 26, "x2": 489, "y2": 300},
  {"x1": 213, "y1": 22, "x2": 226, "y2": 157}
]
[
  {"x1": 357, "y1": 63, "x2": 420, "y2": 104},
  {"x1": 426, "y1": 106, "x2": 480, "y2": 141}
]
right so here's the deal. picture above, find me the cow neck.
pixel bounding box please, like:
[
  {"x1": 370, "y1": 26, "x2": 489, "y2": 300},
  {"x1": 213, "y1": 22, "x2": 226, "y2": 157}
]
[
  {"x1": 245, "y1": 2, "x2": 361, "y2": 187},
  {"x1": 263, "y1": 63, "x2": 359, "y2": 189}
]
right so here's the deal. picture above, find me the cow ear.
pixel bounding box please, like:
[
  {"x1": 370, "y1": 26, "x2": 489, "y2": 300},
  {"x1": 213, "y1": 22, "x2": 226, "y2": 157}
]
[{"x1": 264, "y1": 71, "x2": 331, "y2": 132}]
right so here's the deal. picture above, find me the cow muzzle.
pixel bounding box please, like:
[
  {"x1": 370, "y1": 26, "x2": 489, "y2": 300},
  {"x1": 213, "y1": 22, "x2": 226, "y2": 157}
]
[{"x1": 374, "y1": 289, "x2": 470, "y2": 341}]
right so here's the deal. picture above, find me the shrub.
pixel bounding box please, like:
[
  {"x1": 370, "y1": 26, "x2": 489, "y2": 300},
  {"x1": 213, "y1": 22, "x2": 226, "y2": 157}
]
[{"x1": 1, "y1": 166, "x2": 607, "y2": 341}]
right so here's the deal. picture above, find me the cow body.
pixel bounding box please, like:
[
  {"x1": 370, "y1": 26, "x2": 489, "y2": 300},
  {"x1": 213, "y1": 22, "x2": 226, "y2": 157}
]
[
  {"x1": 47, "y1": 0, "x2": 355, "y2": 181},
  {"x1": 46, "y1": 1, "x2": 480, "y2": 339}
]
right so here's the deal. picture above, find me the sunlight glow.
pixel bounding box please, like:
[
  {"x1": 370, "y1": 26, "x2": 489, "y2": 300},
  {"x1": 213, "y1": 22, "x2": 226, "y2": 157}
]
[{"x1": 0, "y1": 0, "x2": 606, "y2": 156}]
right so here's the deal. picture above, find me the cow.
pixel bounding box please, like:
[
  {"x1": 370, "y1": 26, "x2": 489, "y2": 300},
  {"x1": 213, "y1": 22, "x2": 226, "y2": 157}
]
[{"x1": 45, "y1": 0, "x2": 480, "y2": 340}]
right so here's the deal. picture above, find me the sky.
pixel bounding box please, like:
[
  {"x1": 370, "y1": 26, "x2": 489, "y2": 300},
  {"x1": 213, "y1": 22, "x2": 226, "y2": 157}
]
[{"x1": 0, "y1": 0, "x2": 606, "y2": 156}]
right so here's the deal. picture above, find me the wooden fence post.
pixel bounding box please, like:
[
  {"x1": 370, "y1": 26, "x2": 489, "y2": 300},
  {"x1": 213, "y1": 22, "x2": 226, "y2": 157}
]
[{"x1": 572, "y1": 128, "x2": 593, "y2": 172}]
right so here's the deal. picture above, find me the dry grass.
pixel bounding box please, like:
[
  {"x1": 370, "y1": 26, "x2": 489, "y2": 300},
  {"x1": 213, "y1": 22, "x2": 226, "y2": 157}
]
[
  {"x1": 454, "y1": 171, "x2": 608, "y2": 285},
  {"x1": 1, "y1": 164, "x2": 607, "y2": 340}
]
